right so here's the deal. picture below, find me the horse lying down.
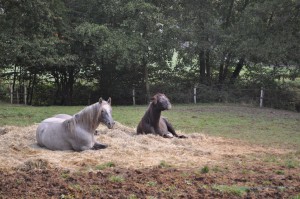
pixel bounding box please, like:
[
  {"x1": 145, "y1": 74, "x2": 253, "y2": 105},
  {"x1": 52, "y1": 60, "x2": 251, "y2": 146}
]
[
  {"x1": 36, "y1": 98, "x2": 115, "y2": 151},
  {"x1": 137, "y1": 93, "x2": 187, "y2": 138}
]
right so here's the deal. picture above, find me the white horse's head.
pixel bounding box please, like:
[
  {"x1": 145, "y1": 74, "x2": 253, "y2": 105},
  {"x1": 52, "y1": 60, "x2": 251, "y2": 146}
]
[{"x1": 99, "y1": 97, "x2": 115, "y2": 129}]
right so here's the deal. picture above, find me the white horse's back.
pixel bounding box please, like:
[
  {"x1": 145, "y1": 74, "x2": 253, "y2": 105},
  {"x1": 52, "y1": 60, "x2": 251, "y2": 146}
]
[
  {"x1": 36, "y1": 118, "x2": 74, "y2": 150},
  {"x1": 53, "y1": 114, "x2": 72, "y2": 120},
  {"x1": 41, "y1": 117, "x2": 66, "y2": 123}
]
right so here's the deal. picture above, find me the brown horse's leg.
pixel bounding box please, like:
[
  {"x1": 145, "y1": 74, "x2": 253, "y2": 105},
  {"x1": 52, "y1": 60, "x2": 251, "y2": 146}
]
[{"x1": 163, "y1": 118, "x2": 187, "y2": 139}]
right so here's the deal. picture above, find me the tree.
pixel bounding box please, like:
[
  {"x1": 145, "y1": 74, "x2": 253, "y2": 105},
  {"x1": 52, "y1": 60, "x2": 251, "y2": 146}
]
[
  {"x1": 176, "y1": 0, "x2": 219, "y2": 85},
  {"x1": 0, "y1": 0, "x2": 70, "y2": 104}
]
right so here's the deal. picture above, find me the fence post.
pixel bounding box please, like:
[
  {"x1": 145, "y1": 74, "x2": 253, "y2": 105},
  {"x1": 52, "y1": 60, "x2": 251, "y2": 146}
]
[
  {"x1": 260, "y1": 87, "x2": 264, "y2": 108},
  {"x1": 9, "y1": 84, "x2": 13, "y2": 104},
  {"x1": 24, "y1": 85, "x2": 27, "y2": 105},
  {"x1": 193, "y1": 87, "x2": 197, "y2": 104},
  {"x1": 132, "y1": 88, "x2": 136, "y2": 106},
  {"x1": 17, "y1": 90, "x2": 19, "y2": 104}
]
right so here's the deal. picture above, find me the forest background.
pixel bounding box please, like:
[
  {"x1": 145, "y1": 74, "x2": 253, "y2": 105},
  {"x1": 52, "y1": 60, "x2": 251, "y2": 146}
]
[{"x1": 0, "y1": 0, "x2": 299, "y2": 110}]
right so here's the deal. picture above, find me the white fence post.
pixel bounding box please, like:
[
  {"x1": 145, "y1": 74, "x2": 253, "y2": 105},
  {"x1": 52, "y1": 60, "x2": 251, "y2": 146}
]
[
  {"x1": 132, "y1": 88, "x2": 136, "y2": 106},
  {"x1": 24, "y1": 85, "x2": 27, "y2": 105},
  {"x1": 194, "y1": 87, "x2": 197, "y2": 104},
  {"x1": 9, "y1": 84, "x2": 13, "y2": 104},
  {"x1": 260, "y1": 87, "x2": 264, "y2": 108}
]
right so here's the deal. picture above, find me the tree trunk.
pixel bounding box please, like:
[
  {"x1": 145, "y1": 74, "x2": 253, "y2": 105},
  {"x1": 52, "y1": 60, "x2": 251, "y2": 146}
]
[
  {"x1": 28, "y1": 73, "x2": 37, "y2": 105},
  {"x1": 218, "y1": 53, "x2": 232, "y2": 84},
  {"x1": 52, "y1": 71, "x2": 61, "y2": 105},
  {"x1": 230, "y1": 57, "x2": 245, "y2": 83},
  {"x1": 66, "y1": 67, "x2": 75, "y2": 105},
  {"x1": 242, "y1": 0, "x2": 249, "y2": 10},
  {"x1": 12, "y1": 65, "x2": 17, "y2": 92},
  {"x1": 205, "y1": 51, "x2": 211, "y2": 84},
  {"x1": 199, "y1": 50, "x2": 206, "y2": 83},
  {"x1": 223, "y1": 53, "x2": 231, "y2": 82},
  {"x1": 60, "y1": 72, "x2": 67, "y2": 105},
  {"x1": 218, "y1": 53, "x2": 225, "y2": 84},
  {"x1": 225, "y1": 0, "x2": 235, "y2": 27},
  {"x1": 143, "y1": 59, "x2": 150, "y2": 103}
]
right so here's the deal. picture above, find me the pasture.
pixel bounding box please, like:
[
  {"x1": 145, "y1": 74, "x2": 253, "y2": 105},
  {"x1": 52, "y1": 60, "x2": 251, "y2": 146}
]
[
  {"x1": 1, "y1": 102, "x2": 299, "y2": 148},
  {"x1": 0, "y1": 102, "x2": 299, "y2": 198}
]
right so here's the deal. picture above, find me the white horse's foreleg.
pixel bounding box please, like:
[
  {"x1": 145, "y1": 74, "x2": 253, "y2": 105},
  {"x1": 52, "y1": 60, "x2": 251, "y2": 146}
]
[
  {"x1": 92, "y1": 142, "x2": 107, "y2": 150},
  {"x1": 73, "y1": 145, "x2": 92, "y2": 151}
]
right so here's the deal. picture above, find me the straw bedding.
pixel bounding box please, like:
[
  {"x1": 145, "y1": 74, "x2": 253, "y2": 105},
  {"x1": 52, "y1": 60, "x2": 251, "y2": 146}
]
[{"x1": 0, "y1": 122, "x2": 288, "y2": 171}]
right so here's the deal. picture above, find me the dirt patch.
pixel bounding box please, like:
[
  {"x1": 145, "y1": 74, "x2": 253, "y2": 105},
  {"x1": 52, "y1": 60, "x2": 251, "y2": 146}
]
[
  {"x1": 0, "y1": 122, "x2": 290, "y2": 171},
  {"x1": 1, "y1": 165, "x2": 300, "y2": 198}
]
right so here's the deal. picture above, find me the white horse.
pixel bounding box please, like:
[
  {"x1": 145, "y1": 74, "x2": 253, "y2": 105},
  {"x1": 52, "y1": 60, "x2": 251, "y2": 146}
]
[{"x1": 36, "y1": 98, "x2": 115, "y2": 151}]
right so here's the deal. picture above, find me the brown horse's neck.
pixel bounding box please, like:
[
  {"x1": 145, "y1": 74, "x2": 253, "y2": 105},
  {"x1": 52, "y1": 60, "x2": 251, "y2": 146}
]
[{"x1": 147, "y1": 103, "x2": 161, "y2": 126}]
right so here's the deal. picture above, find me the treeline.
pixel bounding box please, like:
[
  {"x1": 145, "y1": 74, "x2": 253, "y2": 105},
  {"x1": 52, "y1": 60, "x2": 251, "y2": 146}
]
[{"x1": 0, "y1": 0, "x2": 299, "y2": 106}]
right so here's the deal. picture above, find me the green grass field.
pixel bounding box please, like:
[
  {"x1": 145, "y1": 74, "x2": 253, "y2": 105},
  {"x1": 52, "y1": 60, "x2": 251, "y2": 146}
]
[{"x1": 0, "y1": 102, "x2": 299, "y2": 149}]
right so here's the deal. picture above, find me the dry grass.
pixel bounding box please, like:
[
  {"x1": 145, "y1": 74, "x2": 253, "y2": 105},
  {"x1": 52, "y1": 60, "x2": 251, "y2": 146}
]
[{"x1": 0, "y1": 122, "x2": 292, "y2": 172}]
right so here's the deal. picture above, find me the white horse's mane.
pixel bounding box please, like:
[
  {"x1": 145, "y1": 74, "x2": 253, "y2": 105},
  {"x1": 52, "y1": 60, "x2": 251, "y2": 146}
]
[{"x1": 64, "y1": 101, "x2": 108, "y2": 132}]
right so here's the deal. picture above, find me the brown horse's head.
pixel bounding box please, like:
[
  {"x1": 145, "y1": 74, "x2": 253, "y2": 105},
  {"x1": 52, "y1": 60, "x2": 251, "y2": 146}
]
[
  {"x1": 151, "y1": 93, "x2": 172, "y2": 111},
  {"x1": 99, "y1": 97, "x2": 115, "y2": 129}
]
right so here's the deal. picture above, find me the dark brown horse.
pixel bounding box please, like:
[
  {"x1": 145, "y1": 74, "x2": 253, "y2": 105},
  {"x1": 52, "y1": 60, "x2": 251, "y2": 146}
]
[{"x1": 137, "y1": 93, "x2": 186, "y2": 138}]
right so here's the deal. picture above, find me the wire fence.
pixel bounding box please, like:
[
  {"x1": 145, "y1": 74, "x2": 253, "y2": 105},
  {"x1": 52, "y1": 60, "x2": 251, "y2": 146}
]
[{"x1": 1, "y1": 83, "x2": 299, "y2": 112}]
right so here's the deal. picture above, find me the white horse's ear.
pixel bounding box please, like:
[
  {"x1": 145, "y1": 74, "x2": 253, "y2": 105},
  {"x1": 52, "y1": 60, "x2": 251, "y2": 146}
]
[
  {"x1": 99, "y1": 97, "x2": 103, "y2": 103},
  {"x1": 107, "y1": 97, "x2": 111, "y2": 105}
]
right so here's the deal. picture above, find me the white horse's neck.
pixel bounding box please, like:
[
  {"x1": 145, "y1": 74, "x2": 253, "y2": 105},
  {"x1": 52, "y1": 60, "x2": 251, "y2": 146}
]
[{"x1": 74, "y1": 102, "x2": 101, "y2": 132}]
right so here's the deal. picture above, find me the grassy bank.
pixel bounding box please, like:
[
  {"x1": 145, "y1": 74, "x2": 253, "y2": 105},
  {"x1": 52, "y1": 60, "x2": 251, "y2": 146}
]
[{"x1": 0, "y1": 102, "x2": 299, "y2": 149}]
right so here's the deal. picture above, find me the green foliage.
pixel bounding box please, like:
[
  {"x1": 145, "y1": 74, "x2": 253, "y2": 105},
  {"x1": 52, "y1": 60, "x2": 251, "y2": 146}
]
[
  {"x1": 1, "y1": 0, "x2": 299, "y2": 107},
  {"x1": 95, "y1": 162, "x2": 116, "y2": 170},
  {"x1": 108, "y1": 175, "x2": 125, "y2": 183},
  {"x1": 275, "y1": 170, "x2": 285, "y2": 175},
  {"x1": 200, "y1": 166, "x2": 210, "y2": 174},
  {"x1": 127, "y1": 194, "x2": 138, "y2": 199},
  {"x1": 292, "y1": 194, "x2": 300, "y2": 199},
  {"x1": 284, "y1": 160, "x2": 298, "y2": 169},
  {"x1": 212, "y1": 185, "x2": 249, "y2": 197},
  {"x1": 69, "y1": 184, "x2": 82, "y2": 191},
  {"x1": 147, "y1": 181, "x2": 157, "y2": 187},
  {"x1": 158, "y1": 160, "x2": 172, "y2": 168},
  {"x1": 61, "y1": 172, "x2": 70, "y2": 179},
  {"x1": 60, "y1": 194, "x2": 75, "y2": 199}
]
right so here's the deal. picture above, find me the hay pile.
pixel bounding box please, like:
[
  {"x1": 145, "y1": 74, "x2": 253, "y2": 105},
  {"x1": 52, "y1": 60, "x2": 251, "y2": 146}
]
[{"x1": 0, "y1": 122, "x2": 288, "y2": 171}]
